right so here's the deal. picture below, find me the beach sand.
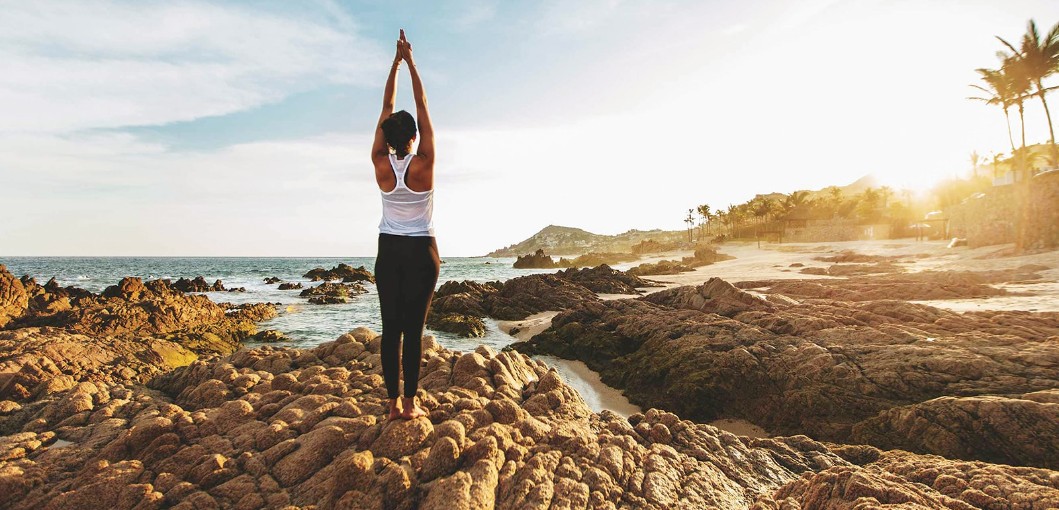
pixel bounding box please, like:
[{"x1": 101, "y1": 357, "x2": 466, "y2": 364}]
[
  {"x1": 531, "y1": 355, "x2": 642, "y2": 418},
  {"x1": 496, "y1": 311, "x2": 559, "y2": 342}
]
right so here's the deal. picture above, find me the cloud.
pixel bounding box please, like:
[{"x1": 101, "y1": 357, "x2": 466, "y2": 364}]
[{"x1": 0, "y1": 0, "x2": 386, "y2": 134}]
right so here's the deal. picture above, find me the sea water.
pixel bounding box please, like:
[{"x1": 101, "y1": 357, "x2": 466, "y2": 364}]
[{"x1": 0, "y1": 256, "x2": 556, "y2": 352}]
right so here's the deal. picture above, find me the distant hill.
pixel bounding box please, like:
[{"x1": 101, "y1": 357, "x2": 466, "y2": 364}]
[
  {"x1": 751, "y1": 175, "x2": 880, "y2": 203},
  {"x1": 486, "y1": 225, "x2": 686, "y2": 257}
]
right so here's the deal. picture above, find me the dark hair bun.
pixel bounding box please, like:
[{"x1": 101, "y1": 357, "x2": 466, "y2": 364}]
[{"x1": 381, "y1": 110, "x2": 417, "y2": 157}]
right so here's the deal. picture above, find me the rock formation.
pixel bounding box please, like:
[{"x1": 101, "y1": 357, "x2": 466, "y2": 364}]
[
  {"x1": 0, "y1": 265, "x2": 28, "y2": 328},
  {"x1": 172, "y1": 276, "x2": 226, "y2": 293},
  {"x1": 2, "y1": 328, "x2": 1057, "y2": 509},
  {"x1": 513, "y1": 249, "x2": 556, "y2": 269},
  {"x1": 553, "y1": 265, "x2": 653, "y2": 294},
  {"x1": 300, "y1": 282, "x2": 367, "y2": 305},
  {"x1": 426, "y1": 312, "x2": 487, "y2": 338},
  {"x1": 514, "y1": 274, "x2": 1059, "y2": 469},
  {"x1": 303, "y1": 264, "x2": 375, "y2": 284}
]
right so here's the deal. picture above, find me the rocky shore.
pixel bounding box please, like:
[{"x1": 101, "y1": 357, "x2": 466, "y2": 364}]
[
  {"x1": 425, "y1": 265, "x2": 652, "y2": 338},
  {"x1": 512, "y1": 260, "x2": 1059, "y2": 472},
  {"x1": 3, "y1": 246, "x2": 1059, "y2": 508},
  {"x1": 6, "y1": 324, "x2": 1059, "y2": 509}
]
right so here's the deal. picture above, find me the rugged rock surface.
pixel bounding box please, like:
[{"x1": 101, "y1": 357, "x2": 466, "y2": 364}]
[
  {"x1": 736, "y1": 267, "x2": 1043, "y2": 301},
  {"x1": 172, "y1": 276, "x2": 226, "y2": 293},
  {"x1": 300, "y1": 282, "x2": 367, "y2": 305},
  {"x1": 513, "y1": 249, "x2": 556, "y2": 269},
  {"x1": 430, "y1": 280, "x2": 502, "y2": 319},
  {"x1": 426, "y1": 312, "x2": 487, "y2": 338},
  {"x1": 0, "y1": 327, "x2": 199, "y2": 405},
  {"x1": 484, "y1": 274, "x2": 599, "y2": 320},
  {"x1": 514, "y1": 276, "x2": 1059, "y2": 468},
  {"x1": 0, "y1": 265, "x2": 28, "y2": 328},
  {"x1": 4, "y1": 276, "x2": 275, "y2": 347},
  {"x1": 850, "y1": 390, "x2": 1059, "y2": 470},
  {"x1": 643, "y1": 277, "x2": 774, "y2": 317},
  {"x1": 250, "y1": 330, "x2": 290, "y2": 343},
  {"x1": 680, "y1": 245, "x2": 735, "y2": 267},
  {"x1": 303, "y1": 264, "x2": 375, "y2": 284},
  {"x1": 6, "y1": 328, "x2": 1055, "y2": 509},
  {"x1": 554, "y1": 265, "x2": 653, "y2": 294},
  {"x1": 429, "y1": 267, "x2": 644, "y2": 324},
  {"x1": 277, "y1": 282, "x2": 303, "y2": 291},
  {"x1": 627, "y1": 259, "x2": 694, "y2": 276},
  {"x1": 264, "y1": 277, "x2": 282, "y2": 284}
]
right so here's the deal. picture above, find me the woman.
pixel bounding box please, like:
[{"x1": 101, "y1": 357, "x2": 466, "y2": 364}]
[{"x1": 371, "y1": 30, "x2": 438, "y2": 421}]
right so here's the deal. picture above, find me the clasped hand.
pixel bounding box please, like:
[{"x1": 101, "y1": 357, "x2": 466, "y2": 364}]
[{"x1": 393, "y1": 29, "x2": 413, "y2": 64}]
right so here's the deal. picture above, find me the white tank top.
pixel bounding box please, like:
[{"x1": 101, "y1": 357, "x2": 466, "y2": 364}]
[{"x1": 379, "y1": 154, "x2": 435, "y2": 236}]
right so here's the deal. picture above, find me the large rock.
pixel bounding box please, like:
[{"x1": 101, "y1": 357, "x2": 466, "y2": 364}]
[
  {"x1": 303, "y1": 263, "x2": 375, "y2": 283},
  {"x1": 2, "y1": 328, "x2": 1057, "y2": 509},
  {"x1": 554, "y1": 264, "x2": 652, "y2": 294},
  {"x1": 426, "y1": 312, "x2": 487, "y2": 338},
  {"x1": 850, "y1": 391, "x2": 1059, "y2": 470},
  {"x1": 8, "y1": 277, "x2": 273, "y2": 346},
  {"x1": 643, "y1": 277, "x2": 773, "y2": 316},
  {"x1": 0, "y1": 265, "x2": 29, "y2": 328},
  {"x1": 429, "y1": 273, "x2": 601, "y2": 322},
  {"x1": 300, "y1": 282, "x2": 366, "y2": 304},
  {"x1": 514, "y1": 275, "x2": 1059, "y2": 468},
  {"x1": 172, "y1": 276, "x2": 226, "y2": 293},
  {"x1": 482, "y1": 274, "x2": 599, "y2": 320},
  {"x1": 512, "y1": 249, "x2": 556, "y2": 269}
]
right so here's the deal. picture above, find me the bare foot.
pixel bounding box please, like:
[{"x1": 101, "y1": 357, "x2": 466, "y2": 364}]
[
  {"x1": 387, "y1": 398, "x2": 400, "y2": 421},
  {"x1": 400, "y1": 397, "x2": 428, "y2": 420}
]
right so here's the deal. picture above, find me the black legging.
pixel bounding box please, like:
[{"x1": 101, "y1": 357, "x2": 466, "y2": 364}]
[{"x1": 375, "y1": 233, "x2": 440, "y2": 399}]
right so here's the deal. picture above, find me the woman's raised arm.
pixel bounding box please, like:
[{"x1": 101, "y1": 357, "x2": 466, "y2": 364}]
[
  {"x1": 371, "y1": 40, "x2": 403, "y2": 161},
  {"x1": 400, "y1": 30, "x2": 433, "y2": 162}
]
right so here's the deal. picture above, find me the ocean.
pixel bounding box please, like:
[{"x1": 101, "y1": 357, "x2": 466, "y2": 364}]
[{"x1": 0, "y1": 256, "x2": 558, "y2": 352}]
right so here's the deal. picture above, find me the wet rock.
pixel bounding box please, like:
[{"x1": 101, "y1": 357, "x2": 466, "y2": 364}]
[
  {"x1": 303, "y1": 264, "x2": 375, "y2": 284},
  {"x1": 301, "y1": 282, "x2": 366, "y2": 305},
  {"x1": 277, "y1": 282, "x2": 303, "y2": 290},
  {"x1": 426, "y1": 312, "x2": 486, "y2": 338},
  {"x1": 172, "y1": 276, "x2": 226, "y2": 293},
  {"x1": 250, "y1": 330, "x2": 289, "y2": 343}
]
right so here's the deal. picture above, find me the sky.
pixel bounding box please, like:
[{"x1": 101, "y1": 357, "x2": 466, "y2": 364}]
[{"x1": 2, "y1": 0, "x2": 1059, "y2": 256}]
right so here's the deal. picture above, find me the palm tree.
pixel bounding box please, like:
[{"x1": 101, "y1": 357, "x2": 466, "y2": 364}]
[
  {"x1": 727, "y1": 204, "x2": 739, "y2": 237},
  {"x1": 969, "y1": 66, "x2": 1023, "y2": 153},
  {"x1": 825, "y1": 186, "x2": 843, "y2": 218},
  {"x1": 697, "y1": 204, "x2": 711, "y2": 237},
  {"x1": 780, "y1": 191, "x2": 809, "y2": 219},
  {"x1": 878, "y1": 186, "x2": 894, "y2": 209},
  {"x1": 685, "y1": 209, "x2": 695, "y2": 242},
  {"x1": 751, "y1": 198, "x2": 775, "y2": 224},
  {"x1": 998, "y1": 20, "x2": 1059, "y2": 161},
  {"x1": 970, "y1": 150, "x2": 981, "y2": 177},
  {"x1": 716, "y1": 210, "x2": 729, "y2": 236}
]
